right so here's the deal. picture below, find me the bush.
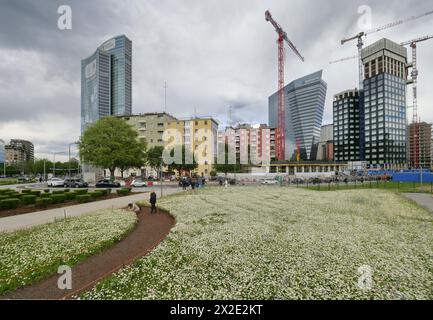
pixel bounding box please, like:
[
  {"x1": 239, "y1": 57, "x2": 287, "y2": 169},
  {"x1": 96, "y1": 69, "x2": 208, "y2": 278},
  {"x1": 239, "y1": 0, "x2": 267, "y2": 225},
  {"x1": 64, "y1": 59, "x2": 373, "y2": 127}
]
[
  {"x1": 35, "y1": 197, "x2": 53, "y2": 208},
  {"x1": 30, "y1": 190, "x2": 41, "y2": 196},
  {"x1": 50, "y1": 194, "x2": 66, "y2": 204},
  {"x1": 40, "y1": 193, "x2": 51, "y2": 198},
  {"x1": 0, "y1": 195, "x2": 9, "y2": 201},
  {"x1": 21, "y1": 195, "x2": 37, "y2": 205},
  {"x1": 8, "y1": 193, "x2": 21, "y2": 199},
  {"x1": 63, "y1": 188, "x2": 70, "y2": 193},
  {"x1": 64, "y1": 192, "x2": 77, "y2": 201},
  {"x1": 74, "y1": 189, "x2": 88, "y2": 195},
  {"x1": 21, "y1": 190, "x2": 32, "y2": 194},
  {"x1": 0, "y1": 198, "x2": 21, "y2": 210},
  {"x1": 76, "y1": 194, "x2": 91, "y2": 203},
  {"x1": 44, "y1": 189, "x2": 50, "y2": 193},
  {"x1": 89, "y1": 191, "x2": 103, "y2": 199},
  {"x1": 116, "y1": 188, "x2": 131, "y2": 196},
  {"x1": 99, "y1": 189, "x2": 110, "y2": 196},
  {"x1": 52, "y1": 190, "x2": 65, "y2": 195}
]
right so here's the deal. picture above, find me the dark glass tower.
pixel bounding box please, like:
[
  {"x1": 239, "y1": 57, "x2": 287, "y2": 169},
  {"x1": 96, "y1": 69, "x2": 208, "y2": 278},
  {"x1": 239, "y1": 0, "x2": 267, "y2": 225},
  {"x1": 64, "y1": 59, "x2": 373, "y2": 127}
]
[{"x1": 361, "y1": 39, "x2": 407, "y2": 167}]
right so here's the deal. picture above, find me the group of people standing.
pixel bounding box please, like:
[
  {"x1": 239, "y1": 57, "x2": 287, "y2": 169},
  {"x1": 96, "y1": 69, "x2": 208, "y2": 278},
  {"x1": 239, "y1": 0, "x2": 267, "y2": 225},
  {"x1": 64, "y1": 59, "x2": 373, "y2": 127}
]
[{"x1": 180, "y1": 176, "x2": 206, "y2": 190}]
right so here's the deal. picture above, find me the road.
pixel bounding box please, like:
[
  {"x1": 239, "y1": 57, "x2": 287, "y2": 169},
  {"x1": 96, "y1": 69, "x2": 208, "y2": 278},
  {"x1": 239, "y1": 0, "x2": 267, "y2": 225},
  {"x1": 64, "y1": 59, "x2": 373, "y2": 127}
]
[{"x1": 0, "y1": 185, "x2": 183, "y2": 233}]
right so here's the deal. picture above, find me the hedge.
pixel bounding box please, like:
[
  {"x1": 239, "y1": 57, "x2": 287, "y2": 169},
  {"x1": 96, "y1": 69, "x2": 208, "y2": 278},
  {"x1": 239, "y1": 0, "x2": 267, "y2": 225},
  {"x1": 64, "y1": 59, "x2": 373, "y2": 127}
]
[
  {"x1": 21, "y1": 190, "x2": 32, "y2": 194},
  {"x1": 0, "y1": 198, "x2": 21, "y2": 210},
  {"x1": 36, "y1": 197, "x2": 53, "y2": 208},
  {"x1": 30, "y1": 190, "x2": 41, "y2": 196},
  {"x1": 44, "y1": 189, "x2": 50, "y2": 193},
  {"x1": 76, "y1": 194, "x2": 91, "y2": 203},
  {"x1": 116, "y1": 188, "x2": 131, "y2": 196},
  {"x1": 0, "y1": 195, "x2": 9, "y2": 201},
  {"x1": 64, "y1": 192, "x2": 77, "y2": 201},
  {"x1": 52, "y1": 190, "x2": 65, "y2": 195},
  {"x1": 74, "y1": 189, "x2": 88, "y2": 195},
  {"x1": 21, "y1": 195, "x2": 37, "y2": 205},
  {"x1": 89, "y1": 191, "x2": 103, "y2": 198},
  {"x1": 40, "y1": 193, "x2": 51, "y2": 199},
  {"x1": 50, "y1": 194, "x2": 66, "y2": 204}
]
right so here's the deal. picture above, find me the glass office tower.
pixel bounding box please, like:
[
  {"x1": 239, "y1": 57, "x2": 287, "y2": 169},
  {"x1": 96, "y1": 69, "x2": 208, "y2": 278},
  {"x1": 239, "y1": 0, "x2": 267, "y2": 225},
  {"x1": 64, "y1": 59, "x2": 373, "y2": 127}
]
[
  {"x1": 269, "y1": 70, "x2": 327, "y2": 160},
  {"x1": 81, "y1": 35, "x2": 132, "y2": 133},
  {"x1": 361, "y1": 39, "x2": 407, "y2": 167}
]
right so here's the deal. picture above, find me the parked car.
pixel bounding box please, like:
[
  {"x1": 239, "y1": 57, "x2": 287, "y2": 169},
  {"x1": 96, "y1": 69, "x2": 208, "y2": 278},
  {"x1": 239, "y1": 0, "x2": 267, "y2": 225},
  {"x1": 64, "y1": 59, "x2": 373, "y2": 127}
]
[
  {"x1": 64, "y1": 178, "x2": 88, "y2": 188},
  {"x1": 47, "y1": 178, "x2": 65, "y2": 187},
  {"x1": 261, "y1": 179, "x2": 279, "y2": 185},
  {"x1": 131, "y1": 179, "x2": 147, "y2": 188},
  {"x1": 95, "y1": 179, "x2": 121, "y2": 188}
]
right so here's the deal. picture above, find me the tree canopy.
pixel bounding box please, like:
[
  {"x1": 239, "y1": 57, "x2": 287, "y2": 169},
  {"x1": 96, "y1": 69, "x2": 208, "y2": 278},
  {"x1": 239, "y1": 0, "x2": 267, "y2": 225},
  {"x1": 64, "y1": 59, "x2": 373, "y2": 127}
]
[{"x1": 78, "y1": 117, "x2": 146, "y2": 179}]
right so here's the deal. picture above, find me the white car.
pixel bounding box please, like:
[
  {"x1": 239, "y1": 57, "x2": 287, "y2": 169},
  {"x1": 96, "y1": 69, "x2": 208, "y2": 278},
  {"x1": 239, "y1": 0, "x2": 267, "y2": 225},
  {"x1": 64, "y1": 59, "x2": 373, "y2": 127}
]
[
  {"x1": 47, "y1": 178, "x2": 65, "y2": 187},
  {"x1": 131, "y1": 179, "x2": 147, "y2": 188},
  {"x1": 261, "y1": 179, "x2": 279, "y2": 185}
]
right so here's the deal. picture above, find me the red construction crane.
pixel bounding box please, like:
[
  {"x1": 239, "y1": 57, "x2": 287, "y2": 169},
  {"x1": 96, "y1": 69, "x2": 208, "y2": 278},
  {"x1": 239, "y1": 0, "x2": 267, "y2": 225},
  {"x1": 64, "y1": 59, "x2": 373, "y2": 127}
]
[
  {"x1": 401, "y1": 35, "x2": 433, "y2": 168},
  {"x1": 265, "y1": 10, "x2": 304, "y2": 161},
  {"x1": 340, "y1": 9, "x2": 433, "y2": 90}
]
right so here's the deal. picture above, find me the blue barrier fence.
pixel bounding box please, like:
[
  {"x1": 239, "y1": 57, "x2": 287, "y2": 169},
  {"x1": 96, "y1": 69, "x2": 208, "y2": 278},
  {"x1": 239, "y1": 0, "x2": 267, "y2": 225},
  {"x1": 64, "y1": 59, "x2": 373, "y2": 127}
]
[{"x1": 368, "y1": 170, "x2": 433, "y2": 183}]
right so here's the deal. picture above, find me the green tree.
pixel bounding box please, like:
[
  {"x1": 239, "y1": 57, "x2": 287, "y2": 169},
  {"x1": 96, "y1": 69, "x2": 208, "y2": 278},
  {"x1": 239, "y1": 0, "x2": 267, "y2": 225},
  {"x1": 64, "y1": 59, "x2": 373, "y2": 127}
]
[
  {"x1": 78, "y1": 117, "x2": 146, "y2": 180},
  {"x1": 146, "y1": 146, "x2": 164, "y2": 178},
  {"x1": 167, "y1": 145, "x2": 198, "y2": 176},
  {"x1": 213, "y1": 142, "x2": 241, "y2": 177}
]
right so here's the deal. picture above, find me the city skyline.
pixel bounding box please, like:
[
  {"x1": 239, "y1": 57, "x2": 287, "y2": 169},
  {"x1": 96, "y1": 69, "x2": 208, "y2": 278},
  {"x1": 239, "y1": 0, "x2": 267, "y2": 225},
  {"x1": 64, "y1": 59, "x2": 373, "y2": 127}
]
[{"x1": 0, "y1": 0, "x2": 432, "y2": 161}]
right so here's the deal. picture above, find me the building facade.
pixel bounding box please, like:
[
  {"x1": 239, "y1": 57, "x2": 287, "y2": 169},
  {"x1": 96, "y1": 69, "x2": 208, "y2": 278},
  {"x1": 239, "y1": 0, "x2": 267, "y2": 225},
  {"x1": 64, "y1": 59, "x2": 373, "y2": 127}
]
[
  {"x1": 5, "y1": 140, "x2": 34, "y2": 164},
  {"x1": 361, "y1": 39, "x2": 408, "y2": 167},
  {"x1": 269, "y1": 70, "x2": 327, "y2": 161},
  {"x1": 333, "y1": 89, "x2": 362, "y2": 162},
  {"x1": 217, "y1": 124, "x2": 276, "y2": 166},
  {"x1": 0, "y1": 139, "x2": 5, "y2": 164},
  {"x1": 81, "y1": 35, "x2": 132, "y2": 133},
  {"x1": 409, "y1": 122, "x2": 431, "y2": 168},
  {"x1": 316, "y1": 124, "x2": 334, "y2": 161},
  {"x1": 166, "y1": 117, "x2": 219, "y2": 176}
]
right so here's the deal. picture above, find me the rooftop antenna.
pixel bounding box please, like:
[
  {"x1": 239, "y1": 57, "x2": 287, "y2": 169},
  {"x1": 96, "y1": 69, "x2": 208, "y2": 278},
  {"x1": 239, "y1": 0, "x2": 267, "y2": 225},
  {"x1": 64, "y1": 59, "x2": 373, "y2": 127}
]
[{"x1": 163, "y1": 81, "x2": 168, "y2": 112}]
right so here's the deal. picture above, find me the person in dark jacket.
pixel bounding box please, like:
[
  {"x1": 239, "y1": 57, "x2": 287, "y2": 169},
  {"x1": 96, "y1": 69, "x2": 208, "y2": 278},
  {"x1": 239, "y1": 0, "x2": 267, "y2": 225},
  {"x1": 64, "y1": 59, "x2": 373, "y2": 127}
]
[{"x1": 150, "y1": 191, "x2": 157, "y2": 213}]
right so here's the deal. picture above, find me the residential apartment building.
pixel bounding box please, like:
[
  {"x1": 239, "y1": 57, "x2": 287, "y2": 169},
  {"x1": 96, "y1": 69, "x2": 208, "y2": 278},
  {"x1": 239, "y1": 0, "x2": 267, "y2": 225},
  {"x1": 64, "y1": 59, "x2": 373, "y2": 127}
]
[
  {"x1": 361, "y1": 38, "x2": 408, "y2": 167},
  {"x1": 333, "y1": 89, "x2": 362, "y2": 162},
  {"x1": 269, "y1": 70, "x2": 327, "y2": 161},
  {"x1": 166, "y1": 117, "x2": 219, "y2": 176},
  {"x1": 409, "y1": 122, "x2": 432, "y2": 168},
  {"x1": 217, "y1": 124, "x2": 276, "y2": 166},
  {"x1": 5, "y1": 139, "x2": 34, "y2": 164},
  {"x1": 121, "y1": 113, "x2": 178, "y2": 149},
  {"x1": 81, "y1": 35, "x2": 132, "y2": 133}
]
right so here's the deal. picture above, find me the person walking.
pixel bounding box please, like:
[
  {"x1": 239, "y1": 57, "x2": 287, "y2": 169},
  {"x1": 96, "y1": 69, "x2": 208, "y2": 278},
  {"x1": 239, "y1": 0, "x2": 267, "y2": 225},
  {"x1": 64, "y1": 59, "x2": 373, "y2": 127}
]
[{"x1": 150, "y1": 191, "x2": 157, "y2": 214}]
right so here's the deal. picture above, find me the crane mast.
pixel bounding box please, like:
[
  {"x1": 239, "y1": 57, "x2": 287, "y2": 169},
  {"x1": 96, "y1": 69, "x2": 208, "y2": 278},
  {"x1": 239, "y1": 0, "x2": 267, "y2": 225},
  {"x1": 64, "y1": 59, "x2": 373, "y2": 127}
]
[{"x1": 265, "y1": 10, "x2": 304, "y2": 161}]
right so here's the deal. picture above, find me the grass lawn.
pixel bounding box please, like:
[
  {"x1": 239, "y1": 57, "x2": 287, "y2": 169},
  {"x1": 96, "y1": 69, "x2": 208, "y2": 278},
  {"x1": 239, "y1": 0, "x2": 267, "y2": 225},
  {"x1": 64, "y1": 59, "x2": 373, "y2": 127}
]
[
  {"x1": 0, "y1": 209, "x2": 137, "y2": 295},
  {"x1": 82, "y1": 187, "x2": 433, "y2": 300}
]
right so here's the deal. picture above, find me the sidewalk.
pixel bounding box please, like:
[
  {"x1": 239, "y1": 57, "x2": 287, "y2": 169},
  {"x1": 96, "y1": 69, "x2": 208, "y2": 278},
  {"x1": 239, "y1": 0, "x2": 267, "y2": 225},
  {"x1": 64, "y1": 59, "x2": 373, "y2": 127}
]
[
  {"x1": 403, "y1": 193, "x2": 433, "y2": 213},
  {"x1": 0, "y1": 186, "x2": 182, "y2": 233}
]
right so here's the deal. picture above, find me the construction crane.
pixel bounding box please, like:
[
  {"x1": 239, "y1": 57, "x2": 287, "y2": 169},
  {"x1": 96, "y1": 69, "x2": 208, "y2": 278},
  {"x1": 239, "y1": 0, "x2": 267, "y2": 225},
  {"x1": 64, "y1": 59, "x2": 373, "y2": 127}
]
[
  {"x1": 401, "y1": 35, "x2": 433, "y2": 168},
  {"x1": 265, "y1": 10, "x2": 304, "y2": 161},
  {"x1": 340, "y1": 9, "x2": 433, "y2": 90}
]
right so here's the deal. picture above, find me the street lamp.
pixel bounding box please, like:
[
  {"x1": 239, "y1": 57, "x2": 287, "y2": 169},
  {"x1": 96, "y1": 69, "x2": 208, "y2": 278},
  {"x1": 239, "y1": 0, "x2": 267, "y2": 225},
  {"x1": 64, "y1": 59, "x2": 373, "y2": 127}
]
[
  {"x1": 68, "y1": 142, "x2": 79, "y2": 178},
  {"x1": 52, "y1": 152, "x2": 65, "y2": 177}
]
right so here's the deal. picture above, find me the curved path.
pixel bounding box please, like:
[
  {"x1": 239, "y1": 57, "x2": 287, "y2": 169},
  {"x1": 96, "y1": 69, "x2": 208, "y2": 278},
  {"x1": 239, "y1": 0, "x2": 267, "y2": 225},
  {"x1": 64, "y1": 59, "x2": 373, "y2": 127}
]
[{"x1": 1, "y1": 207, "x2": 175, "y2": 300}]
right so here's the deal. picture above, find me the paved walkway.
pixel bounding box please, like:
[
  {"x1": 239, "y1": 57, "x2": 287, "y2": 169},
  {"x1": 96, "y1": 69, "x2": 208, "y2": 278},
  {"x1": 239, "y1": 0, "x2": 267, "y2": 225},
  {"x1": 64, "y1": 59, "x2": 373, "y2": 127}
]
[
  {"x1": 403, "y1": 193, "x2": 433, "y2": 213},
  {"x1": 0, "y1": 186, "x2": 182, "y2": 233},
  {"x1": 1, "y1": 207, "x2": 175, "y2": 300}
]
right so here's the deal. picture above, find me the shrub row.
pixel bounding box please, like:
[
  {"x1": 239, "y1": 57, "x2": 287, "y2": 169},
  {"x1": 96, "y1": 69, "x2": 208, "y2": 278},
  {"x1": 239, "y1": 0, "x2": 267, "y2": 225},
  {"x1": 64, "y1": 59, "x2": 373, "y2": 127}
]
[{"x1": 116, "y1": 188, "x2": 132, "y2": 196}]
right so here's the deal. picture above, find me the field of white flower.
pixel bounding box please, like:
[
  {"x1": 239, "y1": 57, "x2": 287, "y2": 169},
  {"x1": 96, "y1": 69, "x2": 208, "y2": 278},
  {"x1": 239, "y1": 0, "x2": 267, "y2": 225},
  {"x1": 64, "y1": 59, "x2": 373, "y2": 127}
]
[
  {"x1": 0, "y1": 209, "x2": 137, "y2": 295},
  {"x1": 82, "y1": 187, "x2": 433, "y2": 300}
]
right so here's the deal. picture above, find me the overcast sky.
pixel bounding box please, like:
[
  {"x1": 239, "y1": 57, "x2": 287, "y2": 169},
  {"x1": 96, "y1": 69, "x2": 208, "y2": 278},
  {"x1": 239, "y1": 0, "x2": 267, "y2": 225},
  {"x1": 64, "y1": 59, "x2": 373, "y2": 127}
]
[{"x1": 0, "y1": 0, "x2": 432, "y2": 161}]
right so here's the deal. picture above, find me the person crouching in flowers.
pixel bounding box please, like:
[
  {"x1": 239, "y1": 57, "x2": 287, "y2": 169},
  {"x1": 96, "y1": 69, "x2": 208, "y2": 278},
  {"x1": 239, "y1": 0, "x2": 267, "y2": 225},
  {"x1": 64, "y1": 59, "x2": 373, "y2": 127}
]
[{"x1": 127, "y1": 203, "x2": 140, "y2": 214}]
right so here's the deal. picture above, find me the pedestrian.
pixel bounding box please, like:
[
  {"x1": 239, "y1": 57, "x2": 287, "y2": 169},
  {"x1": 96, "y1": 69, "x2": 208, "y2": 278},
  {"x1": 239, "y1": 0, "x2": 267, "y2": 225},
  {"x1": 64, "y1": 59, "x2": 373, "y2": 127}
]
[
  {"x1": 219, "y1": 179, "x2": 223, "y2": 186},
  {"x1": 224, "y1": 179, "x2": 228, "y2": 188},
  {"x1": 149, "y1": 191, "x2": 157, "y2": 214},
  {"x1": 127, "y1": 202, "x2": 141, "y2": 214},
  {"x1": 182, "y1": 178, "x2": 187, "y2": 190}
]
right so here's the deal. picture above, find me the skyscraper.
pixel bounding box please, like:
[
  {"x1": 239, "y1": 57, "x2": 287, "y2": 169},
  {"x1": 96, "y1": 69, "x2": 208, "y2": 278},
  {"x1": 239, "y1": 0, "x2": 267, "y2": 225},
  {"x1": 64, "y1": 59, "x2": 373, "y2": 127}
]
[
  {"x1": 333, "y1": 89, "x2": 362, "y2": 162},
  {"x1": 269, "y1": 70, "x2": 327, "y2": 161},
  {"x1": 81, "y1": 35, "x2": 132, "y2": 133},
  {"x1": 409, "y1": 122, "x2": 431, "y2": 168},
  {"x1": 0, "y1": 139, "x2": 5, "y2": 164},
  {"x1": 361, "y1": 39, "x2": 407, "y2": 167}
]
